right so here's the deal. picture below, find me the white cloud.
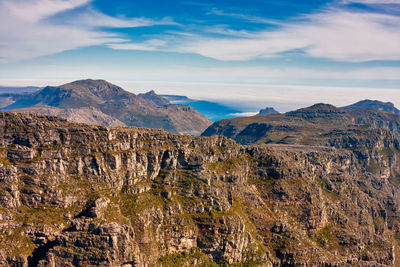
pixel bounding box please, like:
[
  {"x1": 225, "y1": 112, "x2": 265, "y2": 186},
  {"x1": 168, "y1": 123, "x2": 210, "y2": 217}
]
[
  {"x1": 3, "y1": 0, "x2": 90, "y2": 22},
  {"x1": 0, "y1": 0, "x2": 174, "y2": 62},
  {"x1": 1, "y1": 1, "x2": 399, "y2": 64},
  {"x1": 180, "y1": 33, "x2": 309, "y2": 60},
  {"x1": 178, "y1": 10, "x2": 400, "y2": 62},
  {"x1": 108, "y1": 39, "x2": 167, "y2": 51},
  {"x1": 109, "y1": 8, "x2": 400, "y2": 62},
  {"x1": 228, "y1": 112, "x2": 258, "y2": 117},
  {"x1": 343, "y1": 0, "x2": 400, "y2": 4},
  {"x1": 68, "y1": 9, "x2": 177, "y2": 28},
  {"x1": 207, "y1": 8, "x2": 282, "y2": 25},
  {"x1": 164, "y1": 66, "x2": 400, "y2": 81}
]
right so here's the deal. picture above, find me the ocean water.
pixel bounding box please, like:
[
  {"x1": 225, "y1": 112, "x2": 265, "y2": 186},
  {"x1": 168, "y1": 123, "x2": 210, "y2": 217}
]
[{"x1": 176, "y1": 100, "x2": 256, "y2": 122}]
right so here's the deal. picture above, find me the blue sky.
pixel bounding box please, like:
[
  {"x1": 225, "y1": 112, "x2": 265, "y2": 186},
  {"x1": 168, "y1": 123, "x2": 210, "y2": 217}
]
[{"x1": 0, "y1": 0, "x2": 399, "y2": 111}]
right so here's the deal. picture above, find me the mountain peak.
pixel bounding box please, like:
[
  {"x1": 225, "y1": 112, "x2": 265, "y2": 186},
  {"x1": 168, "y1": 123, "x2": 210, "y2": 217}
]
[
  {"x1": 63, "y1": 79, "x2": 108, "y2": 85},
  {"x1": 342, "y1": 99, "x2": 400, "y2": 114},
  {"x1": 305, "y1": 103, "x2": 339, "y2": 110},
  {"x1": 146, "y1": 90, "x2": 157, "y2": 95},
  {"x1": 286, "y1": 103, "x2": 347, "y2": 122},
  {"x1": 289, "y1": 103, "x2": 343, "y2": 114},
  {"x1": 257, "y1": 106, "x2": 279, "y2": 116},
  {"x1": 59, "y1": 79, "x2": 124, "y2": 94},
  {"x1": 138, "y1": 90, "x2": 170, "y2": 107}
]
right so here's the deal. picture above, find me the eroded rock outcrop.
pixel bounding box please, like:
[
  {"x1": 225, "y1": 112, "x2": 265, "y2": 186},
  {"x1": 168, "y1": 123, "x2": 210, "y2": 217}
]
[{"x1": 0, "y1": 112, "x2": 400, "y2": 266}]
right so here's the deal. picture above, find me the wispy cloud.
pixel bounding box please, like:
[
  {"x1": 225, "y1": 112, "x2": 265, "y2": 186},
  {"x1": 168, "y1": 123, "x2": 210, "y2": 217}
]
[
  {"x1": 177, "y1": 10, "x2": 400, "y2": 62},
  {"x1": 2, "y1": 0, "x2": 90, "y2": 22},
  {"x1": 343, "y1": 0, "x2": 400, "y2": 4},
  {"x1": 63, "y1": 8, "x2": 177, "y2": 28},
  {"x1": 0, "y1": 0, "x2": 174, "y2": 62},
  {"x1": 108, "y1": 5, "x2": 400, "y2": 62},
  {"x1": 207, "y1": 8, "x2": 282, "y2": 25},
  {"x1": 2, "y1": 0, "x2": 400, "y2": 64},
  {"x1": 108, "y1": 39, "x2": 168, "y2": 51}
]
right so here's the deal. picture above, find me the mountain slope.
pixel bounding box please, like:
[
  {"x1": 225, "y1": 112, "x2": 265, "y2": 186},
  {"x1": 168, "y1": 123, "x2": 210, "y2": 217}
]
[
  {"x1": 202, "y1": 103, "x2": 400, "y2": 145},
  {"x1": 1, "y1": 112, "x2": 400, "y2": 266},
  {"x1": 2, "y1": 79, "x2": 211, "y2": 135},
  {"x1": 12, "y1": 105, "x2": 125, "y2": 127}
]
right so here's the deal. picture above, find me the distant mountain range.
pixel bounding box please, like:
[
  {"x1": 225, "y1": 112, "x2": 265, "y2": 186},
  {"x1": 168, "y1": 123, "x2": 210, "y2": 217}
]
[
  {"x1": 0, "y1": 86, "x2": 42, "y2": 108},
  {"x1": 0, "y1": 86, "x2": 41, "y2": 94},
  {"x1": 202, "y1": 101, "x2": 400, "y2": 145},
  {"x1": 0, "y1": 79, "x2": 211, "y2": 135}
]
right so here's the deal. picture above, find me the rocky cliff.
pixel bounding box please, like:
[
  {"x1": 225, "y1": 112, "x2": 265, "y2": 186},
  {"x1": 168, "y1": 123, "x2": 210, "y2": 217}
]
[{"x1": 1, "y1": 112, "x2": 400, "y2": 266}]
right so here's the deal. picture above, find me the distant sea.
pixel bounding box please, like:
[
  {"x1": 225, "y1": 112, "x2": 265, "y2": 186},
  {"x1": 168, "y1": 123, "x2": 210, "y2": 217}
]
[{"x1": 174, "y1": 100, "x2": 257, "y2": 122}]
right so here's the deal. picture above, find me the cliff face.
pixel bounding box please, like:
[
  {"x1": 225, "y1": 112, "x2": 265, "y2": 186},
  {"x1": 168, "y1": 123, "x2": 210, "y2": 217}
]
[{"x1": 1, "y1": 112, "x2": 400, "y2": 266}]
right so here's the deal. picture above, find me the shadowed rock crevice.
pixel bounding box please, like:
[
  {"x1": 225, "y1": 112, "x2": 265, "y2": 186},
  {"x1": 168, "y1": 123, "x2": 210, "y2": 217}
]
[{"x1": 28, "y1": 240, "x2": 58, "y2": 267}]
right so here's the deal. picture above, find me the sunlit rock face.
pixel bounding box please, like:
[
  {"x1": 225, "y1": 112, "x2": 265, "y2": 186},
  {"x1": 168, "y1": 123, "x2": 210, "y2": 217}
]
[{"x1": 0, "y1": 112, "x2": 400, "y2": 266}]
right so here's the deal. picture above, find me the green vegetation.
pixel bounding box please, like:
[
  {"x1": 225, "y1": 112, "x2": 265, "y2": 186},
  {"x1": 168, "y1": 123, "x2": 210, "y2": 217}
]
[
  {"x1": 0, "y1": 226, "x2": 35, "y2": 257},
  {"x1": 366, "y1": 160, "x2": 382, "y2": 173},
  {"x1": 394, "y1": 233, "x2": 400, "y2": 246},
  {"x1": 15, "y1": 205, "x2": 68, "y2": 226},
  {"x1": 207, "y1": 155, "x2": 249, "y2": 174},
  {"x1": 361, "y1": 241, "x2": 389, "y2": 260},
  {"x1": 0, "y1": 157, "x2": 11, "y2": 166},
  {"x1": 379, "y1": 147, "x2": 397, "y2": 161},
  {"x1": 176, "y1": 169, "x2": 208, "y2": 190},
  {"x1": 58, "y1": 243, "x2": 108, "y2": 259},
  {"x1": 310, "y1": 225, "x2": 339, "y2": 250},
  {"x1": 315, "y1": 177, "x2": 339, "y2": 199},
  {"x1": 119, "y1": 189, "x2": 164, "y2": 218},
  {"x1": 157, "y1": 248, "x2": 217, "y2": 266},
  {"x1": 373, "y1": 216, "x2": 385, "y2": 232},
  {"x1": 389, "y1": 171, "x2": 400, "y2": 186}
]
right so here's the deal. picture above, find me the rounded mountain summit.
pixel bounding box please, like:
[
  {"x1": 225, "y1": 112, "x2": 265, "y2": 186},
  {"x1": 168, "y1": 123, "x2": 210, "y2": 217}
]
[{"x1": 2, "y1": 79, "x2": 211, "y2": 136}]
